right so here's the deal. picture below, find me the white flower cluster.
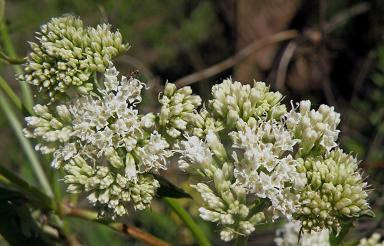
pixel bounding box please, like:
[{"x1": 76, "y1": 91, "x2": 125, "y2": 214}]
[
  {"x1": 209, "y1": 79, "x2": 287, "y2": 128},
  {"x1": 158, "y1": 83, "x2": 202, "y2": 139},
  {"x1": 230, "y1": 119, "x2": 306, "y2": 219},
  {"x1": 275, "y1": 221, "x2": 330, "y2": 246},
  {"x1": 173, "y1": 80, "x2": 302, "y2": 241},
  {"x1": 22, "y1": 16, "x2": 372, "y2": 243},
  {"x1": 358, "y1": 233, "x2": 384, "y2": 246},
  {"x1": 294, "y1": 149, "x2": 370, "y2": 231},
  {"x1": 171, "y1": 78, "x2": 371, "y2": 242},
  {"x1": 275, "y1": 222, "x2": 384, "y2": 246},
  {"x1": 286, "y1": 100, "x2": 340, "y2": 156},
  {"x1": 25, "y1": 65, "x2": 171, "y2": 216}
]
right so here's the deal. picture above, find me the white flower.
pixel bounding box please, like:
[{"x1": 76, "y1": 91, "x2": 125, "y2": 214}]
[
  {"x1": 286, "y1": 100, "x2": 340, "y2": 155},
  {"x1": 275, "y1": 221, "x2": 330, "y2": 246},
  {"x1": 103, "y1": 65, "x2": 120, "y2": 92},
  {"x1": 52, "y1": 143, "x2": 77, "y2": 168},
  {"x1": 135, "y1": 131, "x2": 172, "y2": 173},
  {"x1": 176, "y1": 135, "x2": 213, "y2": 170},
  {"x1": 69, "y1": 65, "x2": 144, "y2": 156},
  {"x1": 358, "y1": 233, "x2": 384, "y2": 246},
  {"x1": 230, "y1": 119, "x2": 305, "y2": 218},
  {"x1": 220, "y1": 228, "x2": 235, "y2": 242}
]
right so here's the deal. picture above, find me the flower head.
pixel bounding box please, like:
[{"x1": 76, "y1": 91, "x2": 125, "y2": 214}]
[
  {"x1": 275, "y1": 221, "x2": 330, "y2": 246},
  {"x1": 158, "y1": 83, "x2": 202, "y2": 139},
  {"x1": 294, "y1": 149, "x2": 371, "y2": 231},
  {"x1": 20, "y1": 15, "x2": 129, "y2": 100},
  {"x1": 230, "y1": 119, "x2": 306, "y2": 219},
  {"x1": 171, "y1": 78, "x2": 371, "y2": 242},
  {"x1": 209, "y1": 79, "x2": 286, "y2": 129},
  {"x1": 286, "y1": 100, "x2": 340, "y2": 156},
  {"x1": 25, "y1": 65, "x2": 170, "y2": 217}
]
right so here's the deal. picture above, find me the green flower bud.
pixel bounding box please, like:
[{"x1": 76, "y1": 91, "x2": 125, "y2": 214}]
[
  {"x1": 105, "y1": 147, "x2": 124, "y2": 169},
  {"x1": 20, "y1": 15, "x2": 129, "y2": 101},
  {"x1": 294, "y1": 149, "x2": 371, "y2": 232},
  {"x1": 125, "y1": 153, "x2": 137, "y2": 181},
  {"x1": 209, "y1": 79, "x2": 286, "y2": 131},
  {"x1": 158, "y1": 83, "x2": 201, "y2": 139}
]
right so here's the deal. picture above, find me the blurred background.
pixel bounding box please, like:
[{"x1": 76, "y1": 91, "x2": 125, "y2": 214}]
[{"x1": 1, "y1": 0, "x2": 384, "y2": 245}]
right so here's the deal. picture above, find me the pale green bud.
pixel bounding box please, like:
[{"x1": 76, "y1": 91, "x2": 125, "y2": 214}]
[
  {"x1": 206, "y1": 131, "x2": 227, "y2": 161},
  {"x1": 21, "y1": 15, "x2": 129, "y2": 99},
  {"x1": 67, "y1": 184, "x2": 82, "y2": 193},
  {"x1": 295, "y1": 149, "x2": 371, "y2": 231},
  {"x1": 125, "y1": 153, "x2": 137, "y2": 181},
  {"x1": 105, "y1": 147, "x2": 124, "y2": 169},
  {"x1": 220, "y1": 228, "x2": 234, "y2": 242},
  {"x1": 249, "y1": 212, "x2": 265, "y2": 225},
  {"x1": 141, "y1": 113, "x2": 156, "y2": 129},
  {"x1": 226, "y1": 110, "x2": 239, "y2": 127},
  {"x1": 33, "y1": 104, "x2": 52, "y2": 119},
  {"x1": 56, "y1": 105, "x2": 72, "y2": 122},
  {"x1": 164, "y1": 83, "x2": 176, "y2": 96}
]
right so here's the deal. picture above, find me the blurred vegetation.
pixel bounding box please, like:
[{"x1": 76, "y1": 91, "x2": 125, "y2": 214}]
[{"x1": 1, "y1": 0, "x2": 384, "y2": 245}]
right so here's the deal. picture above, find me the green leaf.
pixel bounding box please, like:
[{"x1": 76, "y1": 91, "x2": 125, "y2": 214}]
[
  {"x1": 154, "y1": 174, "x2": 191, "y2": 199},
  {"x1": 372, "y1": 73, "x2": 384, "y2": 87},
  {"x1": 0, "y1": 187, "x2": 54, "y2": 245},
  {"x1": 0, "y1": 165, "x2": 54, "y2": 211},
  {"x1": 0, "y1": 90, "x2": 53, "y2": 197},
  {"x1": 361, "y1": 209, "x2": 375, "y2": 218},
  {"x1": 136, "y1": 209, "x2": 179, "y2": 242},
  {"x1": 0, "y1": 0, "x2": 4, "y2": 23}
]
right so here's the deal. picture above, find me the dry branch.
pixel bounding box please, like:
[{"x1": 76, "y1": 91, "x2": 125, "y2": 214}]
[{"x1": 175, "y1": 30, "x2": 298, "y2": 88}]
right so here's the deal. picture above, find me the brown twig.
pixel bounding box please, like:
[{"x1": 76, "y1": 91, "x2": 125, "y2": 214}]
[
  {"x1": 110, "y1": 223, "x2": 170, "y2": 246},
  {"x1": 364, "y1": 161, "x2": 384, "y2": 169},
  {"x1": 275, "y1": 41, "x2": 297, "y2": 91},
  {"x1": 324, "y1": 2, "x2": 370, "y2": 33},
  {"x1": 175, "y1": 30, "x2": 298, "y2": 88},
  {"x1": 61, "y1": 204, "x2": 170, "y2": 246}
]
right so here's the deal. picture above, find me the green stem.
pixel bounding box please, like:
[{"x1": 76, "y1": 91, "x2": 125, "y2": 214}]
[
  {"x1": 163, "y1": 197, "x2": 211, "y2": 246},
  {"x1": 0, "y1": 165, "x2": 54, "y2": 211},
  {"x1": 235, "y1": 235, "x2": 249, "y2": 246},
  {"x1": 0, "y1": 20, "x2": 33, "y2": 111},
  {"x1": 0, "y1": 91, "x2": 53, "y2": 197},
  {"x1": 0, "y1": 50, "x2": 25, "y2": 64},
  {"x1": 0, "y1": 75, "x2": 22, "y2": 110}
]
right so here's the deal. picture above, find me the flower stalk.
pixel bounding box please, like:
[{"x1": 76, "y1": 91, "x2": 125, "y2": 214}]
[
  {"x1": 164, "y1": 197, "x2": 211, "y2": 246},
  {"x1": 0, "y1": 19, "x2": 33, "y2": 111}
]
